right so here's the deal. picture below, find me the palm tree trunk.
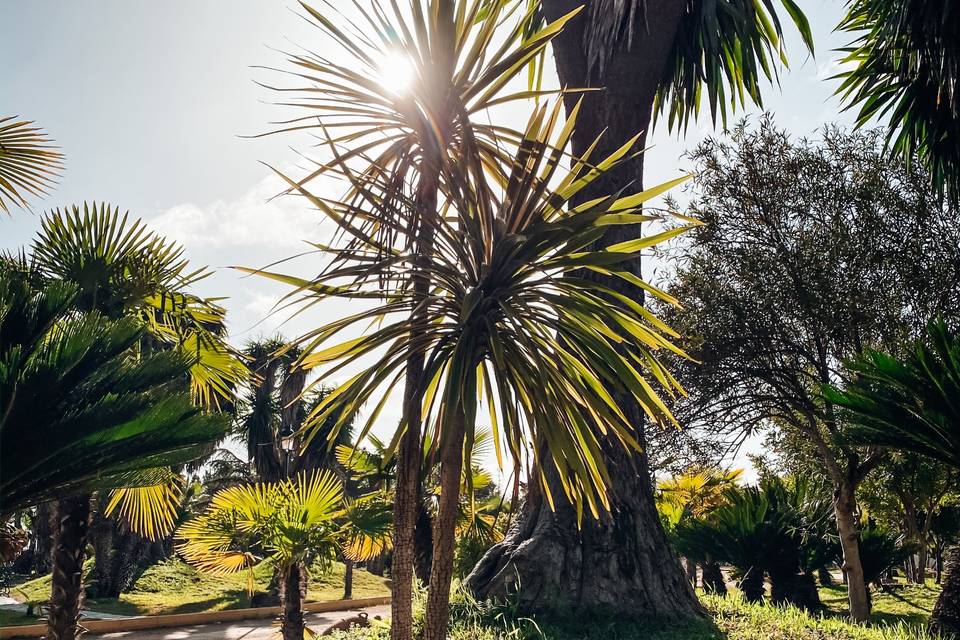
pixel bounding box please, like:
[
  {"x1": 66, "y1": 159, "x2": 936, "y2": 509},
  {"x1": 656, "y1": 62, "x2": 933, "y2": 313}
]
[
  {"x1": 29, "y1": 501, "x2": 53, "y2": 575},
  {"x1": 928, "y1": 544, "x2": 960, "y2": 638},
  {"x1": 685, "y1": 558, "x2": 698, "y2": 587},
  {"x1": 738, "y1": 567, "x2": 765, "y2": 603},
  {"x1": 413, "y1": 503, "x2": 434, "y2": 585},
  {"x1": 467, "y1": 0, "x2": 702, "y2": 619},
  {"x1": 343, "y1": 559, "x2": 354, "y2": 600},
  {"x1": 422, "y1": 409, "x2": 466, "y2": 640},
  {"x1": 280, "y1": 563, "x2": 305, "y2": 640},
  {"x1": 834, "y1": 482, "x2": 871, "y2": 621},
  {"x1": 391, "y1": 164, "x2": 439, "y2": 640},
  {"x1": 47, "y1": 494, "x2": 91, "y2": 640}
]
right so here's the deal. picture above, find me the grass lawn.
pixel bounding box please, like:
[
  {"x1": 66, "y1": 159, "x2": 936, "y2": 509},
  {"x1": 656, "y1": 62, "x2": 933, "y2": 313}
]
[{"x1": 4, "y1": 558, "x2": 390, "y2": 625}]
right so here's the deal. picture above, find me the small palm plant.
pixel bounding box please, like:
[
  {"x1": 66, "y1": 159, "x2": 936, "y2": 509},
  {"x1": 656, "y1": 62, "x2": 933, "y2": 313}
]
[{"x1": 177, "y1": 471, "x2": 392, "y2": 640}]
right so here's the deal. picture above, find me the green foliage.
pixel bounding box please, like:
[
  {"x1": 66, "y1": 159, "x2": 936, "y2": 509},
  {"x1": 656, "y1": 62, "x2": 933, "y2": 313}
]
[
  {"x1": 836, "y1": 0, "x2": 960, "y2": 202},
  {"x1": 826, "y1": 319, "x2": 960, "y2": 469},
  {"x1": 0, "y1": 116, "x2": 63, "y2": 214},
  {"x1": 0, "y1": 267, "x2": 229, "y2": 515}
]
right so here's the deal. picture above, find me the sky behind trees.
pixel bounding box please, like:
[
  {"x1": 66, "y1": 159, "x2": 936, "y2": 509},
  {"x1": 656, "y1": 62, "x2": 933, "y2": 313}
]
[{"x1": 2, "y1": 0, "x2": 857, "y2": 475}]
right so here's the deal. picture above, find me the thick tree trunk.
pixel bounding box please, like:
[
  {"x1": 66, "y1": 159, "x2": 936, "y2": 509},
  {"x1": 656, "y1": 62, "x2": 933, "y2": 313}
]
[
  {"x1": 391, "y1": 166, "x2": 439, "y2": 640},
  {"x1": 422, "y1": 411, "x2": 466, "y2": 640},
  {"x1": 47, "y1": 494, "x2": 91, "y2": 640},
  {"x1": 702, "y1": 561, "x2": 727, "y2": 595},
  {"x1": 280, "y1": 564, "x2": 305, "y2": 640},
  {"x1": 929, "y1": 545, "x2": 960, "y2": 639},
  {"x1": 834, "y1": 482, "x2": 871, "y2": 622},
  {"x1": 467, "y1": 0, "x2": 702, "y2": 620},
  {"x1": 343, "y1": 559, "x2": 354, "y2": 600}
]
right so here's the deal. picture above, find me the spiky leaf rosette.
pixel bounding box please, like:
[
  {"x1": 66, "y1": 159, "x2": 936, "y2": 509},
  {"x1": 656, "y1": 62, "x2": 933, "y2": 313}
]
[{"x1": 0, "y1": 116, "x2": 64, "y2": 214}]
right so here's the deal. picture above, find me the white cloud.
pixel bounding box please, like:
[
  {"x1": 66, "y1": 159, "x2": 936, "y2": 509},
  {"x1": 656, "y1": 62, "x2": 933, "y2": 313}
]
[{"x1": 149, "y1": 171, "x2": 334, "y2": 250}]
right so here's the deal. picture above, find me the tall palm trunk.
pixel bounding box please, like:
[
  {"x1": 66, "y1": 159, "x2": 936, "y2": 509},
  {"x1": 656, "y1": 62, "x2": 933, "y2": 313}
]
[
  {"x1": 929, "y1": 544, "x2": 960, "y2": 638},
  {"x1": 422, "y1": 409, "x2": 466, "y2": 640},
  {"x1": 391, "y1": 166, "x2": 439, "y2": 640},
  {"x1": 47, "y1": 494, "x2": 91, "y2": 640},
  {"x1": 468, "y1": 0, "x2": 702, "y2": 618},
  {"x1": 280, "y1": 563, "x2": 305, "y2": 640},
  {"x1": 834, "y1": 482, "x2": 871, "y2": 621},
  {"x1": 343, "y1": 559, "x2": 354, "y2": 600}
]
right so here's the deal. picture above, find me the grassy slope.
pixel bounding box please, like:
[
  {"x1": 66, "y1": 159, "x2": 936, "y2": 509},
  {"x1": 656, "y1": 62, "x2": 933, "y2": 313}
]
[{"x1": 5, "y1": 558, "x2": 389, "y2": 624}]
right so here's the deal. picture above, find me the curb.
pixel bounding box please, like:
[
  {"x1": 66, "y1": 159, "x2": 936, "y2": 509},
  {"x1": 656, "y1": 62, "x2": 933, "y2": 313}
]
[{"x1": 0, "y1": 596, "x2": 391, "y2": 638}]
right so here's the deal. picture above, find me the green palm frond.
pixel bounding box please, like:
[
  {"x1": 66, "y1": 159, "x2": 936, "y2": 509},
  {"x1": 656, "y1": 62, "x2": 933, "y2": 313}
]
[
  {"x1": 0, "y1": 270, "x2": 230, "y2": 515},
  {"x1": 105, "y1": 471, "x2": 184, "y2": 540},
  {"x1": 826, "y1": 319, "x2": 960, "y2": 469},
  {"x1": 0, "y1": 116, "x2": 64, "y2": 214},
  {"x1": 836, "y1": 0, "x2": 960, "y2": 202},
  {"x1": 31, "y1": 202, "x2": 248, "y2": 407},
  {"x1": 258, "y1": 99, "x2": 694, "y2": 520},
  {"x1": 653, "y1": 0, "x2": 813, "y2": 131}
]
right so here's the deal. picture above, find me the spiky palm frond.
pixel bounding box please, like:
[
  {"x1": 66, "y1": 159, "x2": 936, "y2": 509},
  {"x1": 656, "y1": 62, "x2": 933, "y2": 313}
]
[
  {"x1": 261, "y1": 0, "x2": 581, "y2": 253},
  {"x1": 176, "y1": 471, "x2": 391, "y2": 582},
  {"x1": 0, "y1": 271, "x2": 230, "y2": 516},
  {"x1": 252, "y1": 99, "x2": 694, "y2": 520},
  {"x1": 653, "y1": 0, "x2": 813, "y2": 131},
  {"x1": 826, "y1": 319, "x2": 960, "y2": 469},
  {"x1": 656, "y1": 467, "x2": 743, "y2": 528},
  {"x1": 30, "y1": 203, "x2": 248, "y2": 407},
  {"x1": 104, "y1": 472, "x2": 184, "y2": 540},
  {"x1": 0, "y1": 116, "x2": 64, "y2": 214},
  {"x1": 836, "y1": 0, "x2": 960, "y2": 202}
]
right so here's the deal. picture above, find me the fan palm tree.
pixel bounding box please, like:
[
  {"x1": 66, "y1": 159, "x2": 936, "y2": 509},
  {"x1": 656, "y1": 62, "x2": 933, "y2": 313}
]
[
  {"x1": 0, "y1": 266, "x2": 229, "y2": 640},
  {"x1": 0, "y1": 116, "x2": 63, "y2": 214},
  {"x1": 836, "y1": 0, "x2": 960, "y2": 203},
  {"x1": 257, "y1": 96, "x2": 694, "y2": 639},
  {"x1": 826, "y1": 319, "x2": 960, "y2": 636},
  {"x1": 176, "y1": 470, "x2": 392, "y2": 640},
  {"x1": 19, "y1": 204, "x2": 246, "y2": 640},
  {"x1": 258, "y1": 3, "x2": 580, "y2": 635}
]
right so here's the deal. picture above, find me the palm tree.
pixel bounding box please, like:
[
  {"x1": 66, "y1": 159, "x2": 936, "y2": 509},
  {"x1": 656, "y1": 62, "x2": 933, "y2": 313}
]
[
  {"x1": 836, "y1": 0, "x2": 960, "y2": 203},
  {"x1": 0, "y1": 116, "x2": 63, "y2": 214},
  {"x1": 176, "y1": 471, "x2": 392, "y2": 640},
  {"x1": 259, "y1": 97, "x2": 695, "y2": 639},
  {"x1": 20, "y1": 204, "x2": 246, "y2": 640},
  {"x1": 258, "y1": 3, "x2": 578, "y2": 636},
  {"x1": 477, "y1": 0, "x2": 817, "y2": 618},
  {"x1": 826, "y1": 319, "x2": 960, "y2": 636},
  {"x1": 0, "y1": 266, "x2": 229, "y2": 640}
]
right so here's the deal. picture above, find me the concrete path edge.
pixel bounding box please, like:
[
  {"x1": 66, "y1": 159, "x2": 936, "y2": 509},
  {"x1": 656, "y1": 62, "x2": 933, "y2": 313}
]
[{"x1": 0, "y1": 596, "x2": 391, "y2": 639}]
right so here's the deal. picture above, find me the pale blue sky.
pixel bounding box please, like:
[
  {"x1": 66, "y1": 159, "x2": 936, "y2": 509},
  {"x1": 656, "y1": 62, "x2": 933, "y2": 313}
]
[{"x1": 2, "y1": 0, "x2": 857, "y2": 475}]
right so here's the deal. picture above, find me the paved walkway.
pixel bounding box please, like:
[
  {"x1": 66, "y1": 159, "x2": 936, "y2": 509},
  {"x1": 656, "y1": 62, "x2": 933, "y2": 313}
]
[{"x1": 89, "y1": 605, "x2": 390, "y2": 639}]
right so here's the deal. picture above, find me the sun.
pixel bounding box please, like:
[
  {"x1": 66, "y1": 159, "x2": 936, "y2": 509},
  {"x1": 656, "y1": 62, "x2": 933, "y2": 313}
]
[{"x1": 377, "y1": 51, "x2": 415, "y2": 96}]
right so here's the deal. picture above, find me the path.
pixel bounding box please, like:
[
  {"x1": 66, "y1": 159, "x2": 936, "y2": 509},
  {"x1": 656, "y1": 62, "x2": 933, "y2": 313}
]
[{"x1": 87, "y1": 605, "x2": 390, "y2": 639}]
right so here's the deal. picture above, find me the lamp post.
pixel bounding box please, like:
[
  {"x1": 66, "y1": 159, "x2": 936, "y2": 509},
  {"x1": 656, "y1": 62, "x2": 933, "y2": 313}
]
[{"x1": 280, "y1": 428, "x2": 297, "y2": 478}]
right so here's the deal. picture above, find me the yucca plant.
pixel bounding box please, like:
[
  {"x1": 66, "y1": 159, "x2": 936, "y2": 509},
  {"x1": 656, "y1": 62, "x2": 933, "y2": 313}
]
[
  {"x1": 259, "y1": 3, "x2": 580, "y2": 635},
  {"x1": 827, "y1": 319, "x2": 960, "y2": 636},
  {"x1": 0, "y1": 116, "x2": 63, "y2": 214},
  {"x1": 176, "y1": 470, "x2": 392, "y2": 640},
  {"x1": 255, "y1": 96, "x2": 693, "y2": 639}
]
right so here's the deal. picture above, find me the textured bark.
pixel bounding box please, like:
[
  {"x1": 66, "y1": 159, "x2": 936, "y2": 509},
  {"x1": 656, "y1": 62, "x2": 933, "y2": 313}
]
[
  {"x1": 467, "y1": 0, "x2": 702, "y2": 620},
  {"x1": 47, "y1": 494, "x2": 91, "y2": 640},
  {"x1": 929, "y1": 545, "x2": 960, "y2": 639},
  {"x1": 391, "y1": 165, "x2": 439, "y2": 640},
  {"x1": 343, "y1": 559, "x2": 354, "y2": 600},
  {"x1": 835, "y1": 482, "x2": 871, "y2": 621},
  {"x1": 702, "y1": 562, "x2": 727, "y2": 595},
  {"x1": 422, "y1": 411, "x2": 466, "y2": 640},
  {"x1": 280, "y1": 564, "x2": 305, "y2": 640},
  {"x1": 30, "y1": 502, "x2": 53, "y2": 575},
  {"x1": 88, "y1": 507, "x2": 154, "y2": 599}
]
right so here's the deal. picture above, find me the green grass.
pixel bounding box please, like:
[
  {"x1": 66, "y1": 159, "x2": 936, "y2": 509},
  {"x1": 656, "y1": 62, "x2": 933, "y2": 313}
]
[
  {"x1": 6, "y1": 558, "x2": 390, "y2": 624},
  {"x1": 818, "y1": 582, "x2": 939, "y2": 630}
]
